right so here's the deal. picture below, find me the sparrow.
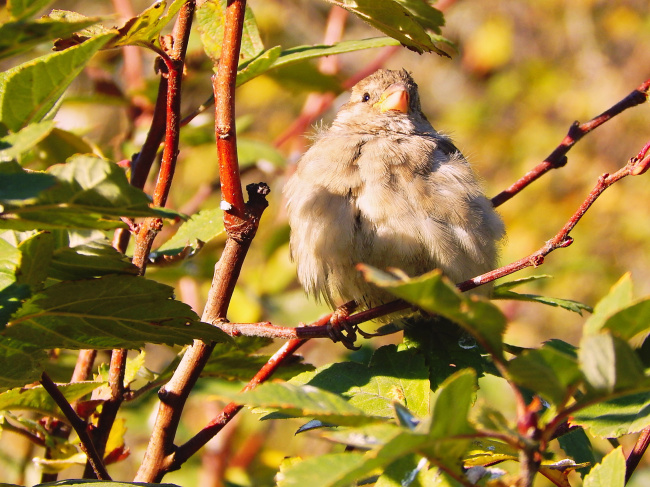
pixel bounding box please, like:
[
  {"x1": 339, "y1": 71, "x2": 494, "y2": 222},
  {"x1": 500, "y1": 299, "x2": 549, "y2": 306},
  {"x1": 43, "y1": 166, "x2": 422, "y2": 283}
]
[{"x1": 284, "y1": 69, "x2": 504, "y2": 345}]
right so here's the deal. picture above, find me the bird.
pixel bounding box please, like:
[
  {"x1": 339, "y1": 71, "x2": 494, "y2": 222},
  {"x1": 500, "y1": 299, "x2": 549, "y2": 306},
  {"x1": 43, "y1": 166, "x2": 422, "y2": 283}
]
[{"x1": 284, "y1": 69, "x2": 504, "y2": 346}]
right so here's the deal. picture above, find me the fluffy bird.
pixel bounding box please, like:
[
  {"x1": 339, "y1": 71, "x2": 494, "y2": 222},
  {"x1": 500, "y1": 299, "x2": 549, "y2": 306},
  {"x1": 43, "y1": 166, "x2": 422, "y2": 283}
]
[{"x1": 284, "y1": 69, "x2": 504, "y2": 341}]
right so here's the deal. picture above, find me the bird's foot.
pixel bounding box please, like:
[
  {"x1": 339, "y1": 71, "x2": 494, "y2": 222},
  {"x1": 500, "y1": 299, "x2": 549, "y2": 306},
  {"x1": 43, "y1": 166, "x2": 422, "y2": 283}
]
[{"x1": 327, "y1": 301, "x2": 360, "y2": 350}]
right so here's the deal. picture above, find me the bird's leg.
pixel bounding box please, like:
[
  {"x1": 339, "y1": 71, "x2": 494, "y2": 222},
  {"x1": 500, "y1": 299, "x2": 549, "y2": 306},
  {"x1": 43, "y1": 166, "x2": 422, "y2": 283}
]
[{"x1": 327, "y1": 300, "x2": 359, "y2": 349}]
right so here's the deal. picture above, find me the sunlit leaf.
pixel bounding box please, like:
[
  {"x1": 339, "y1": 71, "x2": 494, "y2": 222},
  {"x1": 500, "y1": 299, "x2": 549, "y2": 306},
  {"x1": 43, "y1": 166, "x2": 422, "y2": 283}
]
[
  {"x1": 572, "y1": 392, "x2": 650, "y2": 438},
  {"x1": 238, "y1": 382, "x2": 380, "y2": 426},
  {"x1": 196, "y1": 0, "x2": 264, "y2": 63},
  {"x1": 0, "y1": 381, "x2": 101, "y2": 419},
  {"x1": 584, "y1": 274, "x2": 633, "y2": 335},
  {"x1": 0, "y1": 32, "x2": 114, "y2": 131},
  {"x1": 493, "y1": 279, "x2": 592, "y2": 315},
  {"x1": 4, "y1": 274, "x2": 230, "y2": 349},
  {"x1": 582, "y1": 446, "x2": 625, "y2": 487},
  {"x1": 324, "y1": 0, "x2": 449, "y2": 55},
  {"x1": 113, "y1": 0, "x2": 186, "y2": 49},
  {"x1": 0, "y1": 121, "x2": 56, "y2": 162},
  {"x1": 16, "y1": 231, "x2": 54, "y2": 291},
  {"x1": 156, "y1": 208, "x2": 224, "y2": 256},
  {"x1": 7, "y1": 0, "x2": 54, "y2": 20},
  {"x1": 291, "y1": 345, "x2": 430, "y2": 419},
  {"x1": 0, "y1": 155, "x2": 179, "y2": 230}
]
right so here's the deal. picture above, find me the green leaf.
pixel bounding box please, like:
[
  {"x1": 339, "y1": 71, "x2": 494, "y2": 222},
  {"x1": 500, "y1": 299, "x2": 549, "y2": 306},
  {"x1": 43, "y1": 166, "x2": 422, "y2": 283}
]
[
  {"x1": 0, "y1": 338, "x2": 46, "y2": 392},
  {"x1": 196, "y1": 0, "x2": 264, "y2": 63},
  {"x1": 403, "y1": 317, "x2": 496, "y2": 390},
  {"x1": 112, "y1": 0, "x2": 185, "y2": 49},
  {"x1": 0, "y1": 17, "x2": 103, "y2": 61},
  {"x1": 361, "y1": 266, "x2": 506, "y2": 360},
  {"x1": 599, "y1": 298, "x2": 650, "y2": 341},
  {"x1": 375, "y1": 454, "x2": 428, "y2": 487},
  {"x1": 0, "y1": 121, "x2": 56, "y2": 162},
  {"x1": 4, "y1": 274, "x2": 230, "y2": 349},
  {"x1": 49, "y1": 240, "x2": 138, "y2": 280},
  {"x1": 0, "y1": 381, "x2": 101, "y2": 419},
  {"x1": 270, "y1": 37, "x2": 401, "y2": 72},
  {"x1": 34, "y1": 127, "x2": 97, "y2": 167},
  {"x1": 493, "y1": 281, "x2": 591, "y2": 315},
  {"x1": 235, "y1": 37, "x2": 402, "y2": 87},
  {"x1": 579, "y1": 333, "x2": 647, "y2": 393},
  {"x1": 16, "y1": 231, "x2": 54, "y2": 291},
  {"x1": 156, "y1": 208, "x2": 224, "y2": 256},
  {"x1": 507, "y1": 343, "x2": 583, "y2": 404},
  {"x1": 584, "y1": 274, "x2": 633, "y2": 335},
  {"x1": 429, "y1": 369, "x2": 476, "y2": 439},
  {"x1": 236, "y1": 46, "x2": 282, "y2": 86},
  {"x1": 0, "y1": 236, "x2": 31, "y2": 325},
  {"x1": 0, "y1": 32, "x2": 115, "y2": 131},
  {"x1": 237, "y1": 138, "x2": 286, "y2": 169},
  {"x1": 582, "y1": 446, "x2": 625, "y2": 487},
  {"x1": 238, "y1": 382, "x2": 380, "y2": 426},
  {"x1": 572, "y1": 392, "x2": 650, "y2": 438},
  {"x1": 0, "y1": 155, "x2": 179, "y2": 231},
  {"x1": 7, "y1": 0, "x2": 54, "y2": 20},
  {"x1": 557, "y1": 427, "x2": 595, "y2": 477},
  {"x1": 277, "y1": 452, "x2": 369, "y2": 487},
  {"x1": 325, "y1": 0, "x2": 449, "y2": 55},
  {"x1": 202, "y1": 351, "x2": 313, "y2": 381},
  {"x1": 292, "y1": 345, "x2": 430, "y2": 419}
]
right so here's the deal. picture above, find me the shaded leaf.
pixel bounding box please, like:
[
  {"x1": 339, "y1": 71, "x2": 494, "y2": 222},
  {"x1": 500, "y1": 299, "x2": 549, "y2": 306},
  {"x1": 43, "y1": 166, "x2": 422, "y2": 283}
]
[
  {"x1": 429, "y1": 369, "x2": 476, "y2": 439},
  {"x1": 361, "y1": 266, "x2": 506, "y2": 360},
  {"x1": 16, "y1": 231, "x2": 54, "y2": 291},
  {"x1": 236, "y1": 46, "x2": 282, "y2": 86},
  {"x1": 375, "y1": 454, "x2": 428, "y2": 487},
  {"x1": 0, "y1": 381, "x2": 101, "y2": 419},
  {"x1": 0, "y1": 237, "x2": 30, "y2": 325},
  {"x1": 7, "y1": 0, "x2": 54, "y2": 20},
  {"x1": 0, "y1": 16, "x2": 102, "y2": 61},
  {"x1": 403, "y1": 317, "x2": 496, "y2": 390},
  {"x1": 579, "y1": 334, "x2": 646, "y2": 393},
  {"x1": 4, "y1": 274, "x2": 230, "y2": 350},
  {"x1": 582, "y1": 446, "x2": 625, "y2": 487},
  {"x1": 557, "y1": 427, "x2": 595, "y2": 477},
  {"x1": 0, "y1": 32, "x2": 115, "y2": 131},
  {"x1": 49, "y1": 240, "x2": 138, "y2": 281},
  {"x1": 238, "y1": 382, "x2": 380, "y2": 426},
  {"x1": 238, "y1": 137, "x2": 286, "y2": 169},
  {"x1": 277, "y1": 452, "x2": 369, "y2": 487},
  {"x1": 202, "y1": 351, "x2": 313, "y2": 382},
  {"x1": 571, "y1": 392, "x2": 650, "y2": 438},
  {"x1": 0, "y1": 155, "x2": 179, "y2": 230},
  {"x1": 0, "y1": 121, "x2": 56, "y2": 162},
  {"x1": 508, "y1": 344, "x2": 583, "y2": 404}
]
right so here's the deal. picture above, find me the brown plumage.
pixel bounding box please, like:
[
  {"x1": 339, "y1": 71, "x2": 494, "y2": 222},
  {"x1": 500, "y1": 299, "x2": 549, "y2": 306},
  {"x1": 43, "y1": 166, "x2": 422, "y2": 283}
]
[{"x1": 284, "y1": 69, "x2": 504, "y2": 312}]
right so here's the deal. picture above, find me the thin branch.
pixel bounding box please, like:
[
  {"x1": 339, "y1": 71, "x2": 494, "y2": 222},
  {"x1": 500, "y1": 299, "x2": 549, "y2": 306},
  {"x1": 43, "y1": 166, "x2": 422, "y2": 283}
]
[
  {"x1": 40, "y1": 372, "x2": 111, "y2": 481},
  {"x1": 132, "y1": 0, "x2": 196, "y2": 271},
  {"x1": 491, "y1": 78, "x2": 650, "y2": 207},
  {"x1": 626, "y1": 426, "x2": 650, "y2": 484},
  {"x1": 171, "y1": 338, "x2": 306, "y2": 468}
]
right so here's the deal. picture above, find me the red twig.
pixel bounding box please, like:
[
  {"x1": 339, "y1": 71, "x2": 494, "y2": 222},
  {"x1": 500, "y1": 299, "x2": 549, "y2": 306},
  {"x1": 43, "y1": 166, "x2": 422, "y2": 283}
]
[
  {"x1": 170, "y1": 338, "x2": 306, "y2": 468},
  {"x1": 213, "y1": 0, "x2": 247, "y2": 223},
  {"x1": 40, "y1": 372, "x2": 111, "y2": 480},
  {"x1": 492, "y1": 78, "x2": 650, "y2": 207},
  {"x1": 626, "y1": 426, "x2": 650, "y2": 483}
]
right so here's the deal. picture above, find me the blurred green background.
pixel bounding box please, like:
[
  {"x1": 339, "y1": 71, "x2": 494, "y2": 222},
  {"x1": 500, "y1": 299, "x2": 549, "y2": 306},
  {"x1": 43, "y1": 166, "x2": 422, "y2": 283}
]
[{"x1": 2, "y1": 0, "x2": 650, "y2": 485}]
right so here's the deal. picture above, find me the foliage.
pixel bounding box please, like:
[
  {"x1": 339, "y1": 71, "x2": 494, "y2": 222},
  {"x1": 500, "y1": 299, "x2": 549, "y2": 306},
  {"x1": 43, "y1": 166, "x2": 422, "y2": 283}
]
[{"x1": 0, "y1": 0, "x2": 648, "y2": 486}]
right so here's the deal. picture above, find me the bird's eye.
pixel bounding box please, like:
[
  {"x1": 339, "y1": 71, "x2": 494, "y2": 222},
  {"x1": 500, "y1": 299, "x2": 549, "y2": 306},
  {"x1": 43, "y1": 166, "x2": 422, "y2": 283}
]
[{"x1": 361, "y1": 93, "x2": 370, "y2": 102}]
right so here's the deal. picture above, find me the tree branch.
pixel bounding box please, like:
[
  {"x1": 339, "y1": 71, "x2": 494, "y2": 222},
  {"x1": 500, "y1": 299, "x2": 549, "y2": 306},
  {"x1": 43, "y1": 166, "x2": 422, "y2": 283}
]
[
  {"x1": 40, "y1": 372, "x2": 111, "y2": 481},
  {"x1": 625, "y1": 426, "x2": 650, "y2": 484},
  {"x1": 491, "y1": 78, "x2": 650, "y2": 208}
]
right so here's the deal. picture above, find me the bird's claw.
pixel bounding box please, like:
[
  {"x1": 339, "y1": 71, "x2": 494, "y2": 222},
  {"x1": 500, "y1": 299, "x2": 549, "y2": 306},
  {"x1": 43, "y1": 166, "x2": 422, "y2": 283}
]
[{"x1": 327, "y1": 302, "x2": 360, "y2": 350}]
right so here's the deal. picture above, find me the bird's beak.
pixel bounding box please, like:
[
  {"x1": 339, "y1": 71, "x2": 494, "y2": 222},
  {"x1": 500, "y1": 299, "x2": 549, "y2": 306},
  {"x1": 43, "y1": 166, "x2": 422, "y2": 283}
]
[{"x1": 373, "y1": 82, "x2": 409, "y2": 113}]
